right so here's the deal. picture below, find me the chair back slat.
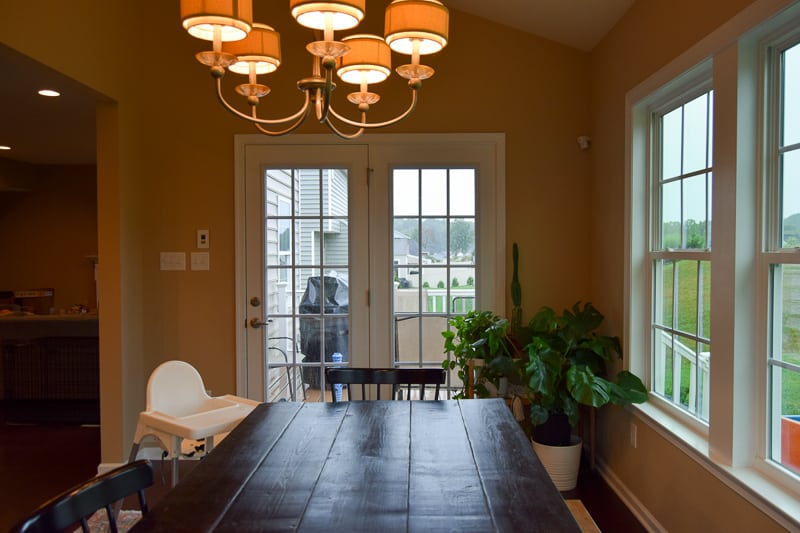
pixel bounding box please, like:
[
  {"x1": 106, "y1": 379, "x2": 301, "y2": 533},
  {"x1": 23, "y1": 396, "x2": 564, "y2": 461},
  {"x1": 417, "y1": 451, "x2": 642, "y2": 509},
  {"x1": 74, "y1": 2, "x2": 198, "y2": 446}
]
[{"x1": 326, "y1": 368, "x2": 445, "y2": 402}]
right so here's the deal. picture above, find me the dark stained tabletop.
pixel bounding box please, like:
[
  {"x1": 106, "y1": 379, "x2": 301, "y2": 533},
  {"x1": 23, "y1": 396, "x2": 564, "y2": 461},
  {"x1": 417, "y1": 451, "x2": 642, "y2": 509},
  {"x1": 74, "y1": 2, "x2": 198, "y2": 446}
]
[{"x1": 132, "y1": 399, "x2": 581, "y2": 532}]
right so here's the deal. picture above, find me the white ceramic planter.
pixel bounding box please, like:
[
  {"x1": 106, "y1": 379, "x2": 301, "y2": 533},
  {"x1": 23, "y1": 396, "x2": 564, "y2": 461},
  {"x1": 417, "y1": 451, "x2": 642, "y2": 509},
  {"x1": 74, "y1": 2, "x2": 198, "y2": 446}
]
[{"x1": 531, "y1": 435, "x2": 582, "y2": 491}]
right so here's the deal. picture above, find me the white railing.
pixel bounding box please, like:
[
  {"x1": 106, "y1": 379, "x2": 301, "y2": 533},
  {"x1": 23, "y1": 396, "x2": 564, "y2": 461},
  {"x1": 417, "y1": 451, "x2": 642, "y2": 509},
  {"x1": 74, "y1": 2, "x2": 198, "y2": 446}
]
[
  {"x1": 424, "y1": 288, "x2": 475, "y2": 314},
  {"x1": 654, "y1": 329, "x2": 710, "y2": 420}
]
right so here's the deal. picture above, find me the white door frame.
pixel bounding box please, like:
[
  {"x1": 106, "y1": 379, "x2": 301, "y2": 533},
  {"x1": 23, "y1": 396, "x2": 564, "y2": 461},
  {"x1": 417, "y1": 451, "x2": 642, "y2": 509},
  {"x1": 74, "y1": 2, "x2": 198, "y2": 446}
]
[{"x1": 234, "y1": 133, "x2": 506, "y2": 399}]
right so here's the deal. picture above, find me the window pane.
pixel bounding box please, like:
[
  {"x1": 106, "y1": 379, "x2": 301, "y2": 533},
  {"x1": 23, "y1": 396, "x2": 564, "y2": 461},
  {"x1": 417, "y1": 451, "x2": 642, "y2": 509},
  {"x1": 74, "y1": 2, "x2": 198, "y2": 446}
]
[
  {"x1": 393, "y1": 167, "x2": 479, "y2": 391},
  {"x1": 782, "y1": 150, "x2": 800, "y2": 248},
  {"x1": 675, "y1": 261, "x2": 699, "y2": 337},
  {"x1": 655, "y1": 259, "x2": 675, "y2": 329},
  {"x1": 449, "y1": 218, "x2": 475, "y2": 263},
  {"x1": 661, "y1": 180, "x2": 682, "y2": 249},
  {"x1": 661, "y1": 107, "x2": 683, "y2": 179},
  {"x1": 394, "y1": 169, "x2": 419, "y2": 216},
  {"x1": 321, "y1": 169, "x2": 348, "y2": 216},
  {"x1": 421, "y1": 169, "x2": 447, "y2": 216},
  {"x1": 264, "y1": 166, "x2": 352, "y2": 403},
  {"x1": 783, "y1": 43, "x2": 800, "y2": 147},
  {"x1": 683, "y1": 93, "x2": 711, "y2": 174},
  {"x1": 778, "y1": 265, "x2": 800, "y2": 361},
  {"x1": 299, "y1": 169, "x2": 321, "y2": 216},
  {"x1": 420, "y1": 218, "x2": 446, "y2": 260},
  {"x1": 769, "y1": 265, "x2": 800, "y2": 473},
  {"x1": 683, "y1": 174, "x2": 710, "y2": 249},
  {"x1": 773, "y1": 362, "x2": 800, "y2": 475},
  {"x1": 450, "y1": 169, "x2": 475, "y2": 216}
]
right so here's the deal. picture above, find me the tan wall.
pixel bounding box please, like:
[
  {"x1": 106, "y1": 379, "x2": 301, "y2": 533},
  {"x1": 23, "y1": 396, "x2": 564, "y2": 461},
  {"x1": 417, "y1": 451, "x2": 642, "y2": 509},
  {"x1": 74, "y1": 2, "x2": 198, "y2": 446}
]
[
  {"x1": 0, "y1": 0, "x2": 592, "y2": 462},
  {"x1": 590, "y1": 0, "x2": 792, "y2": 531},
  {"x1": 0, "y1": 161, "x2": 97, "y2": 311}
]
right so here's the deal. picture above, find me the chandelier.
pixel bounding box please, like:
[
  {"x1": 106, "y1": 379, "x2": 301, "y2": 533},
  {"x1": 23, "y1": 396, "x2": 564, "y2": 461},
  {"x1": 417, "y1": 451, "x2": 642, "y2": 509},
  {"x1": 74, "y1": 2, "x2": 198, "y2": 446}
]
[{"x1": 180, "y1": 0, "x2": 449, "y2": 139}]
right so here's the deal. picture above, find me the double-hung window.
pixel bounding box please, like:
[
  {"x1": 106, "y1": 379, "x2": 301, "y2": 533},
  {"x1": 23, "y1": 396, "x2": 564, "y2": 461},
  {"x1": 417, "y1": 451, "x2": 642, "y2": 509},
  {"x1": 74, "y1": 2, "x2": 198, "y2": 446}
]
[
  {"x1": 651, "y1": 88, "x2": 714, "y2": 421},
  {"x1": 764, "y1": 35, "x2": 800, "y2": 477}
]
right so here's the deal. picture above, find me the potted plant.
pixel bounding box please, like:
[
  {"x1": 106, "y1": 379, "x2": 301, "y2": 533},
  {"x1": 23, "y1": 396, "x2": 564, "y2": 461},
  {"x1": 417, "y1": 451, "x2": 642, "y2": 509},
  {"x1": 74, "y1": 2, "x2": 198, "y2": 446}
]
[
  {"x1": 442, "y1": 310, "x2": 522, "y2": 398},
  {"x1": 524, "y1": 301, "x2": 647, "y2": 489}
]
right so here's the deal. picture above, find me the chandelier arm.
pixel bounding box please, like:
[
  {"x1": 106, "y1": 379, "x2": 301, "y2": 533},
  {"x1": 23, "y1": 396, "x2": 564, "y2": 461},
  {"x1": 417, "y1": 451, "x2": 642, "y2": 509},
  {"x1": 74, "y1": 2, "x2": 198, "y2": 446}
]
[
  {"x1": 322, "y1": 113, "x2": 366, "y2": 140},
  {"x1": 327, "y1": 88, "x2": 419, "y2": 129},
  {"x1": 215, "y1": 78, "x2": 312, "y2": 126},
  {"x1": 253, "y1": 111, "x2": 312, "y2": 136}
]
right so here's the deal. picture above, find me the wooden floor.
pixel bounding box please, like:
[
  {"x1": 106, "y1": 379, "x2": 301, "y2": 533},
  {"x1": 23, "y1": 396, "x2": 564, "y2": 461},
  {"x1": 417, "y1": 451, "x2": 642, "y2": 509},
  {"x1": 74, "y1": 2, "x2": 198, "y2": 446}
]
[{"x1": 0, "y1": 401, "x2": 646, "y2": 532}]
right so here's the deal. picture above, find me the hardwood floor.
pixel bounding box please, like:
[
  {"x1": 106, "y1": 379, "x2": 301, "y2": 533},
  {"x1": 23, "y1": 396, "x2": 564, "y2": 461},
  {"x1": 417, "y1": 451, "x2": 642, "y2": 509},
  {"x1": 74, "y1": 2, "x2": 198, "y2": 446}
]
[{"x1": 0, "y1": 402, "x2": 646, "y2": 532}]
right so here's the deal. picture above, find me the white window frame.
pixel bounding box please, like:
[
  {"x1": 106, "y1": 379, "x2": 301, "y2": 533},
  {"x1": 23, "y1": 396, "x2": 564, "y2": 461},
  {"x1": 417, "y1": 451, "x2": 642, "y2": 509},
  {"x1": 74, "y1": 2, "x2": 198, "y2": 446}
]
[
  {"x1": 626, "y1": 1, "x2": 800, "y2": 528},
  {"x1": 649, "y1": 77, "x2": 714, "y2": 423},
  {"x1": 761, "y1": 22, "x2": 800, "y2": 478}
]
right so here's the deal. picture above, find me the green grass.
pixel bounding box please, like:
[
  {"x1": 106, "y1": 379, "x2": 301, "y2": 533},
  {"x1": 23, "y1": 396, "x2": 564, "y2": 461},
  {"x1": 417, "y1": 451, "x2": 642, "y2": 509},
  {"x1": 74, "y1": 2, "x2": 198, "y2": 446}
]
[{"x1": 658, "y1": 261, "x2": 800, "y2": 417}]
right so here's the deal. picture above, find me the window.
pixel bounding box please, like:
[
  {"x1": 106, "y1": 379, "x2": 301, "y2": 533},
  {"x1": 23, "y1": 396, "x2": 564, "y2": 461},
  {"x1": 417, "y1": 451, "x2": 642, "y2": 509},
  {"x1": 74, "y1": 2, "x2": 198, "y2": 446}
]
[
  {"x1": 627, "y1": 4, "x2": 800, "y2": 525},
  {"x1": 392, "y1": 168, "x2": 476, "y2": 383},
  {"x1": 651, "y1": 89, "x2": 714, "y2": 421},
  {"x1": 765, "y1": 38, "x2": 800, "y2": 476}
]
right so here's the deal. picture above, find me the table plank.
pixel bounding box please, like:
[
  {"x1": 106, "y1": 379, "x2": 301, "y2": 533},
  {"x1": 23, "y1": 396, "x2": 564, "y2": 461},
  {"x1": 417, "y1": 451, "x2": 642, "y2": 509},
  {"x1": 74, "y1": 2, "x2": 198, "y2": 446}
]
[
  {"x1": 133, "y1": 401, "x2": 303, "y2": 532},
  {"x1": 459, "y1": 398, "x2": 581, "y2": 532},
  {"x1": 215, "y1": 402, "x2": 348, "y2": 532},
  {"x1": 408, "y1": 400, "x2": 495, "y2": 531},
  {"x1": 298, "y1": 401, "x2": 413, "y2": 532}
]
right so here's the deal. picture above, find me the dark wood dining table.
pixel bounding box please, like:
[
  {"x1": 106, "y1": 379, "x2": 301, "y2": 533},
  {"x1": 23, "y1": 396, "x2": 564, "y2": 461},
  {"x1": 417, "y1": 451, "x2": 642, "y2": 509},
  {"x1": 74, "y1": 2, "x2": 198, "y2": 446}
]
[{"x1": 132, "y1": 398, "x2": 581, "y2": 532}]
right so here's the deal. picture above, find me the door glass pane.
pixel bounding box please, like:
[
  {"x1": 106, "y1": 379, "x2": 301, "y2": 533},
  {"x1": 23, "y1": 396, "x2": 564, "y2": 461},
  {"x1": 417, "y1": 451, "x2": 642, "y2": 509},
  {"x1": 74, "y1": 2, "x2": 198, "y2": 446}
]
[
  {"x1": 264, "y1": 168, "x2": 351, "y2": 402},
  {"x1": 393, "y1": 169, "x2": 419, "y2": 216},
  {"x1": 421, "y1": 169, "x2": 447, "y2": 216},
  {"x1": 394, "y1": 168, "x2": 478, "y2": 398}
]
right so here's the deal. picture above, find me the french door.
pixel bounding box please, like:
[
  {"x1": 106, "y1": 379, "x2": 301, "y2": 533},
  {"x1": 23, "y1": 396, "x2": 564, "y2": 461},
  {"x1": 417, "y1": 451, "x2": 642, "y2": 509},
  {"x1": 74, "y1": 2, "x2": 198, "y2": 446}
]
[
  {"x1": 237, "y1": 142, "x2": 369, "y2": 401},
  {"x1": 235, "y1": 134, "x2": 505, "y2": 402}
]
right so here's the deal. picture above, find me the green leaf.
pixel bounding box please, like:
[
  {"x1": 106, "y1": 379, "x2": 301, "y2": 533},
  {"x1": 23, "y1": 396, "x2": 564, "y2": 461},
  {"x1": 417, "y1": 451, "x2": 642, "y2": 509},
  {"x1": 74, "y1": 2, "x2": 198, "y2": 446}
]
[
  {"x1": 567, "y1": 365, "x2": 610, "y2": 407},
  {"x1": 530, "y1": 403, "x2": 550, "y2": 426},
  {"x1": 609, "y1": 371, "x2": 648, "y2": 404}
]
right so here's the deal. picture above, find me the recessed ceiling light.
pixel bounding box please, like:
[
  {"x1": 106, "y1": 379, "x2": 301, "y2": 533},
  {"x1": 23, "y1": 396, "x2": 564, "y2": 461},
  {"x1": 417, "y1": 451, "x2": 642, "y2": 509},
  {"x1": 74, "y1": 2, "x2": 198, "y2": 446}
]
[
  {"x1": 0, "y1": 145, "x2": 11, "y2": 151},
  {"x1": 38, "y1": 89, "x2": 60, "y2": 97}
]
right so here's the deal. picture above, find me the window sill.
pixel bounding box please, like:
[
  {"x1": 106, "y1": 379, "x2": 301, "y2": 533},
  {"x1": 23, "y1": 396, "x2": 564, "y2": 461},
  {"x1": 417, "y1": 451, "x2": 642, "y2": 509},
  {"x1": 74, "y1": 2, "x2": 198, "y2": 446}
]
[{"x1": 631, "y1": 402, "x2": 800, "y2": 530}]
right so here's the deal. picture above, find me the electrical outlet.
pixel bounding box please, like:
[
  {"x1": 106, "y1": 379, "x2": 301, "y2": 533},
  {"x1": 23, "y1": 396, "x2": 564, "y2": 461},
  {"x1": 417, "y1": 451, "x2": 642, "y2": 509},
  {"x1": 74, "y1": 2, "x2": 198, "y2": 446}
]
[{"x1": 630, "y1": 422, "x2": 638, "y2": 448}]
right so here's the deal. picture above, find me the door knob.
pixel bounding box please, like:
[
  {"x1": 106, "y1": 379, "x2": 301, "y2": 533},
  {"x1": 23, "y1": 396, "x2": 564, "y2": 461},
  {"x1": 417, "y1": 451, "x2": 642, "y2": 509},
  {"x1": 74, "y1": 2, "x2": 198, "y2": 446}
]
[{"x1": 249, "y1": 317, "x2": 271, "y2": 328}]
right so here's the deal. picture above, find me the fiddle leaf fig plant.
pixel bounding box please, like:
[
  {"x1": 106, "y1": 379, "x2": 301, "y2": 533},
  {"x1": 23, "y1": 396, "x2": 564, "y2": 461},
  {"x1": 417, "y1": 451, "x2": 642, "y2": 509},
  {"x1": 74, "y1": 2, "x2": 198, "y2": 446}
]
[{"x1": 525, "y1": 302, "x2": 648, "y2": 434}]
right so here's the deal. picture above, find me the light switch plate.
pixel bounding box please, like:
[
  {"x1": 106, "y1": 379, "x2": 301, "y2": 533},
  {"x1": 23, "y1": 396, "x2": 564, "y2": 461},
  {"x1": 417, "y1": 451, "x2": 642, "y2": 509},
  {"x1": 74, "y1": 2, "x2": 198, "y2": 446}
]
[
  {"x1": 160, "y1": 252, "x2": 186, "y2": 271},
  {"x1": 191, "y1": 252, "x2": 210, "y2": 271},
  {"x1": 197, "y1": 229, "x2": 209, "y2": 249}
]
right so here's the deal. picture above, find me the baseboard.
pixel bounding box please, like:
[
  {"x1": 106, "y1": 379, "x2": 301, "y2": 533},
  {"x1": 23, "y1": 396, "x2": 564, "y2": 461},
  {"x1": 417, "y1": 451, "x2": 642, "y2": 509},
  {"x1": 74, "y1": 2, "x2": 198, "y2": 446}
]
[{"x1": 594, "y1": 458, "x2": 666, "y2": 533}]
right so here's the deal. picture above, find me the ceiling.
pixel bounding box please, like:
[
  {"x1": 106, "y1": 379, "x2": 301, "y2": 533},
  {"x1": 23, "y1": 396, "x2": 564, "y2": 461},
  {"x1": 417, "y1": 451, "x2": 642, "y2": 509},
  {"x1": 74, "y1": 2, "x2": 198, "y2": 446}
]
[{"x1": 0, "y1": 1, "x2": 633, "y2": 167}]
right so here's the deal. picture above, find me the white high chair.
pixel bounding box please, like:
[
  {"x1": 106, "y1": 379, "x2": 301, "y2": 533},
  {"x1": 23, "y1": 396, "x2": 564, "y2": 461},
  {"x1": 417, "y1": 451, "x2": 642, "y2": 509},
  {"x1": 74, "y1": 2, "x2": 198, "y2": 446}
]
[{"x1": 128, "y1": 360, "x2": 260, "y2": 486}]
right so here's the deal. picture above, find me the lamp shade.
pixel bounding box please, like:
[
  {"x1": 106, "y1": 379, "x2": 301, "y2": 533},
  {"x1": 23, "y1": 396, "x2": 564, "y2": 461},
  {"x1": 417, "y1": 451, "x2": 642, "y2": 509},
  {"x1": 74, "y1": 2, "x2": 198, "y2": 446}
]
[
  {"x1": 290, "y1": 0, "x2": 365, "y2": 31},
  {"x1": 181, "y1": 0, "x2": 253, "y2": 42},
  {"x1": 224, "y1": 23, "x2": 281, "y2": 75},
  {"x1": 384, "y1": 0, "x2": 448, "y2": 55},
  {"x1": 337, "y1": 35, "x2": 391, "y2": 85}
]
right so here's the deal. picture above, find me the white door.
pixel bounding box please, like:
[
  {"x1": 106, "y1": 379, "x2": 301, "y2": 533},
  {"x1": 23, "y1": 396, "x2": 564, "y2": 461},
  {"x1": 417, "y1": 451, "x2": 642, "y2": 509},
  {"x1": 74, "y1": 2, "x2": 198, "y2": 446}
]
[{"x1": 237, "y1": 141, "x2": 369, "y2": 402}]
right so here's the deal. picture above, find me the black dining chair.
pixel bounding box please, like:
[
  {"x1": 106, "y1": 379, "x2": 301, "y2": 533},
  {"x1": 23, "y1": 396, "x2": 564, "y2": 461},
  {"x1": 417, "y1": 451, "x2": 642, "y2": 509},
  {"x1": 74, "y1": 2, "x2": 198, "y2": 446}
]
[
  {"x1": 325, "y1": 367, "x2": 446, "y2": 402},
  {"x1": 11, "y1": 459, "x2": 154, "y2": 533}
]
